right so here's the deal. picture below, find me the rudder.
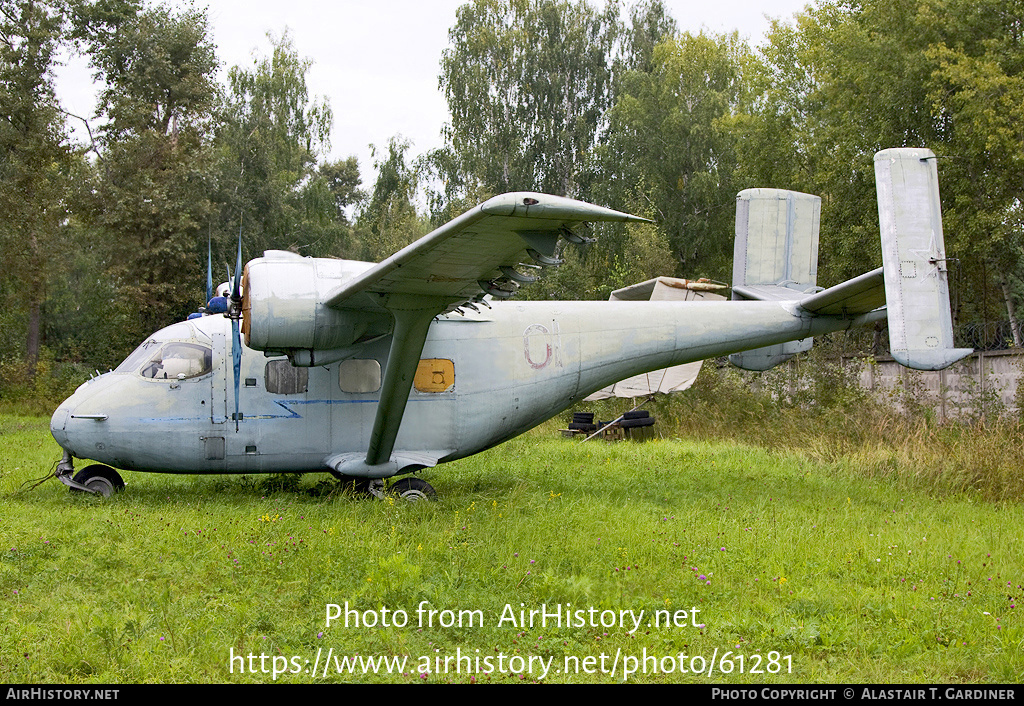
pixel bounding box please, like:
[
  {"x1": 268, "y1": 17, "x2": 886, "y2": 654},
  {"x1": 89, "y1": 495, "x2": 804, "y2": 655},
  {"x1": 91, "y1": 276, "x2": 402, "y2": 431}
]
[{"x1": 874, "y1": 148, "x2": 972, "y2": 370}]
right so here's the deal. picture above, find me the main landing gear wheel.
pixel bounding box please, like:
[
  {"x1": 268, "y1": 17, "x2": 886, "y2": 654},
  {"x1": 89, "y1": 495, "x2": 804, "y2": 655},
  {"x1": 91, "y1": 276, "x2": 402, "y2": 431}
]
[
  {"x1": 388, "y1": 477, "x2": 437, "y2": 502},
  {"x1": 70, "y1": 464, "x2": 125, "y2": 497}
]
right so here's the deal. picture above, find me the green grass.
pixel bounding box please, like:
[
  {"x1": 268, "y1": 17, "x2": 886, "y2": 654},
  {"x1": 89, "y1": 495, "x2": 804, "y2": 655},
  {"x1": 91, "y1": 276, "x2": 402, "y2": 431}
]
[{"x1": 1, "y1": 414, "x2": 1021, "y2": 683}]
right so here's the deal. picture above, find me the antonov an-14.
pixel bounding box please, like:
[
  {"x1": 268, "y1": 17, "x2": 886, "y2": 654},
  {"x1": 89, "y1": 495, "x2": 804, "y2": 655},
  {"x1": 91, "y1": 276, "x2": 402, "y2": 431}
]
[{"x1": 50, "y1": 148, "x2": 970, "y2": 499}]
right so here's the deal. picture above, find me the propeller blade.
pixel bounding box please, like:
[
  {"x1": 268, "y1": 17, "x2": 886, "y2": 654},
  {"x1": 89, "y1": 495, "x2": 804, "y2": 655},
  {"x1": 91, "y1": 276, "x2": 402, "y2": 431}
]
[
  {"x1": 229, "y1": 233, "x2": 243, "y2": 430},
  {"x1": 206, "y1": 236, "x2": 213, "y2": 303},
  {"x1": 231, "y1": 317, "x2": 242, "y2": 430},
  {"x1": 232, "y1": 236, "x2": 243, "y2": 303}
]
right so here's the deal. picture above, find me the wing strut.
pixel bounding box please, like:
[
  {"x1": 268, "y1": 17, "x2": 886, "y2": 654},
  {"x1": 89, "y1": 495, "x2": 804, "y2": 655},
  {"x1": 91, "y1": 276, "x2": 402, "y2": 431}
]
[{"x1": 365, "y1": 295, "x2": 447, "y2": 467}]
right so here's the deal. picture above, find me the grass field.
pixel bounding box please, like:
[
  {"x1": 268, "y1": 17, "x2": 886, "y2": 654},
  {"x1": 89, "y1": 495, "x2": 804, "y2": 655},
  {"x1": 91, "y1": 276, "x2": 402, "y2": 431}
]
[{"x1": 1, "y1": 412, "x2": 1021, "y2": 684}]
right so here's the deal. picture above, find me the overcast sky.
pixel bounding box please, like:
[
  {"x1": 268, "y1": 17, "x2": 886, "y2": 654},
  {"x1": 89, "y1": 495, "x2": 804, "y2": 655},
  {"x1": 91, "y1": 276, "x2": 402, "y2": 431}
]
[{"x1": 55, "y1": 0, "x2": 812, "y2": 184}]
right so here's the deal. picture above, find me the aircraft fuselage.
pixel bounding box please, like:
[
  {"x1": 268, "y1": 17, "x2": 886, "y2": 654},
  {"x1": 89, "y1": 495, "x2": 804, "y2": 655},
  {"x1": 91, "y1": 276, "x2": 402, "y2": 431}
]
[{"x1": 50, "y1": 296, "x2": 867, "y2": 479}]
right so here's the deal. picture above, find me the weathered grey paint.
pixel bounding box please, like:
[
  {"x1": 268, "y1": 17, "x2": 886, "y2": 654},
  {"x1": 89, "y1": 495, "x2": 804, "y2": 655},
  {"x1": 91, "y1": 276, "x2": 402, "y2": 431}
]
[
  {"x1": 730, "y1": 189, "x2": 820, "y2": 371},
  {"x1": 51, "y1": 295, "x2": 877, "y2": 478}
]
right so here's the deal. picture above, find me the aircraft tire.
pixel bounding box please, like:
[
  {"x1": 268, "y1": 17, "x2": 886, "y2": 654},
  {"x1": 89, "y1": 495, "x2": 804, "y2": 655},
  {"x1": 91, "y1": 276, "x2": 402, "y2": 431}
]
[
  {"x1": 389, "y1": 477, "x2": 437, "y2": 502},
  {"x1": 70, "y1": 464, "x2": 125, "y2": 497}
]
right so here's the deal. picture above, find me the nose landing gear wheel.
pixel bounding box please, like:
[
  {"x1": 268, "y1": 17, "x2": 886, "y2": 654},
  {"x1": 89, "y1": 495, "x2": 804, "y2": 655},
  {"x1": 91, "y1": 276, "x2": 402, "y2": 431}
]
[
  {"x1": 70, "y1": 465, "x2": 125, "y2": 497},
  {"x1": 388, "y1": 477, "x2": 437, "y2": 502}
]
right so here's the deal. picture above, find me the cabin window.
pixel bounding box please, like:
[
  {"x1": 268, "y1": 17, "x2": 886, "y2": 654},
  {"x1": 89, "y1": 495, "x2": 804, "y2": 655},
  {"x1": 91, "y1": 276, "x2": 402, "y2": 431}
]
[
  {"x1": 414, "y1": 359, "x2": 455, "y2": 393},
  {"x1": 140, "y1": 343, "x2": 212, "y2": 380},
  {"x1": 338, "y1": 359, "x2": 381, "y2": 393},
  {"x1": 265, "y1": 359, "x2": 308, "y2": 395}
]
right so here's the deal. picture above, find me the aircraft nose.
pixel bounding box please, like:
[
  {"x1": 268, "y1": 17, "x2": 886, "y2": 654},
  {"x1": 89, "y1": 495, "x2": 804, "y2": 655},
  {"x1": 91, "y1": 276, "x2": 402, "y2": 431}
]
[
  {"x1": 51, "y1": 400, "x2": 72, "y2": 449},
  {"x1": 50, "y1": 374, "x2": 118, "y2": 455}
]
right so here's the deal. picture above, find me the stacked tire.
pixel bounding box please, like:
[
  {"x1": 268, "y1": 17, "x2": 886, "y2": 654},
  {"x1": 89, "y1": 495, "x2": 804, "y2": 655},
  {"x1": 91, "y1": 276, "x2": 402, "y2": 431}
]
[
  {"x1": 568, "y1": 410, "x2": 656, "y2": 434},
  {"x1": 568, "y1": 412, "x2": 598, "y2": 433},
  {"x1": 618, "y1": 410, "x2": 655, "y2": 428}
]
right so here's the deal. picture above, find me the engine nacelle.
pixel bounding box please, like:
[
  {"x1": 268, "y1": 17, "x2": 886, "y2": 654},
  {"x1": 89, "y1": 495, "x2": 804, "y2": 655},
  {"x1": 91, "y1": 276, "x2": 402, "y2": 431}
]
[{"x1": 243, "y1": 251, "x2": 384, "y2": 353}]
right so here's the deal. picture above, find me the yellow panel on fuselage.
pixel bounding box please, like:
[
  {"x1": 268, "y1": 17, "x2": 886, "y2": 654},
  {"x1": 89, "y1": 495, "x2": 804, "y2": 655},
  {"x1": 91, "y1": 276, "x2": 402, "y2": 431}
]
[{"x1": 414, "y1": 359, "x2": 454, "y2": 393}]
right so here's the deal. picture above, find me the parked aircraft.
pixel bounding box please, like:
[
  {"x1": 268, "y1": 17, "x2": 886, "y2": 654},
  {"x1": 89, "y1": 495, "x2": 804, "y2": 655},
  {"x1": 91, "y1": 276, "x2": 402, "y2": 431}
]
[{"x1": 50, "y1": 148, "x2": 970, "y2": 499}]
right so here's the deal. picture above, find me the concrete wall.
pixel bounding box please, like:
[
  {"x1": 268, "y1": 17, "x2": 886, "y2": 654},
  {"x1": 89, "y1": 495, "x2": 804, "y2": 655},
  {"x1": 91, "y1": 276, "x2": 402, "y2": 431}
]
[{"x1": 844, "y1": 349, "x2": 1022, "y2": 420}]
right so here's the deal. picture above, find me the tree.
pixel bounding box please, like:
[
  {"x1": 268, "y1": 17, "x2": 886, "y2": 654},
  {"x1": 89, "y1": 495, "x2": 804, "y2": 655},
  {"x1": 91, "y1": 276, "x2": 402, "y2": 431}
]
[
  {"x1": 922, "y1": 0, "x2": 1024, "y2": 339},
  {"x1": 437, "y1": 0, "x2": 619, "y2": 200},
  {"x1": 215, "y1": 31, "x2": 353, "y2": 261},
  {"x1": 616, "y1": 0, "x2": 677, "y2": 74},
  {"x1": 319, "y1": 156, "x2": 363, "y2": 220},
  {"x1": 596, "y1": 32, "x2": 750, "y2": 280},
  {"x1": 356, "y1": 136, "x2": 427, "y2": 262},
  {"x1": 0, "y1": 0, "x2": 72, "y2": 377},
  {"x1": 738, "y1": 0, "x2": 1024, "y2": 342},
  {"x1": 85, "y1": 4, "x2": 219, "y2": 340}
]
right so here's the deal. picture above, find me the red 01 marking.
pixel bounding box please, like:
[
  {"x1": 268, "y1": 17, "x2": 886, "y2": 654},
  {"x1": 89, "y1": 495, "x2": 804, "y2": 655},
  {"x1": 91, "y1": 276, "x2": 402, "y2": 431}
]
[{"x1": 523, "y1": 324, "x2": 552, "y2": 369}]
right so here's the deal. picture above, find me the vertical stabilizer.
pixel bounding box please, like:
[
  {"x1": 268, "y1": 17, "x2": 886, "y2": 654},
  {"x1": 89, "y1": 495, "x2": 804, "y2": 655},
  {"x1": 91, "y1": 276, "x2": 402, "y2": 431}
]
[
  {"x1": 874, "y1": 149, "x2": 972, "y2": 370},
  {"x1": 729, "y1": 189, "x2": 820, "y2": 371},
  {"x1": 733, "y1": 188, "x2": 820, "y2": 291}
]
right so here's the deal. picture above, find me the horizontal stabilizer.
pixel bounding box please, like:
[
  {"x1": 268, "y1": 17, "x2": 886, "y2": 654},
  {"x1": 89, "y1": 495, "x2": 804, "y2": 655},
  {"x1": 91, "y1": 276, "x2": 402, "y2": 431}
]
[
  {"x1": 797, "y1": 267, "x2": 885, "y2": 317},
  {"x1": 874, "y1": 149, "x2": 972, "y2": 370},
  {"x1": 729, "y1": 339, "x2": 810, "y2": 371}
]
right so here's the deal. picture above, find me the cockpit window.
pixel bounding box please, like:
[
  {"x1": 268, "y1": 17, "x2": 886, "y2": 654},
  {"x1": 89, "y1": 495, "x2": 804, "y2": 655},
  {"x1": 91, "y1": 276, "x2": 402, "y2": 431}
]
[
  {"x1": 114, "y1": 339, "x2": 161, "y2": 374},
  {"x1": 140, "y1": 343, "x2": 213, "y2": 380}
]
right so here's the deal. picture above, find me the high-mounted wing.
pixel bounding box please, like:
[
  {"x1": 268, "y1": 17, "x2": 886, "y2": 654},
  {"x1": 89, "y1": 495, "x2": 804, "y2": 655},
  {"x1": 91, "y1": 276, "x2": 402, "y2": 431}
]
[
  {"x1": 322, "y1": 192, "x2": 649, "y2": 476},
  {"x1": 325, "y1": 192, "x2": 649, "y2": 312}
]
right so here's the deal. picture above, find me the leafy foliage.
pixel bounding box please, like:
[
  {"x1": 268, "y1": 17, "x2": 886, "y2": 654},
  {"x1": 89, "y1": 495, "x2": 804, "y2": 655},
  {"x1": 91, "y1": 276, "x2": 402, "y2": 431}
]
[
  {"x1": 437, "y1": 0, "x2": 618, "y2": 200},
  {"x1": 738, "y1": 0, "x2": 1024, "y2": 317},
  {"x1": 215, "y1": 31, "x2": 352, "y2": 260},
  {"x1": 356, "y1": 136, "x2": 427, "y2": 262},
  {"x1": 0, "y1": 0, "x2": 74, "y2": 376},
  {"x1": 596, "y1": 31, "x2": 750, "y2": 280},
  {"x1": 83, "y1": 4, "x2": 219, "y2": 340}
]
